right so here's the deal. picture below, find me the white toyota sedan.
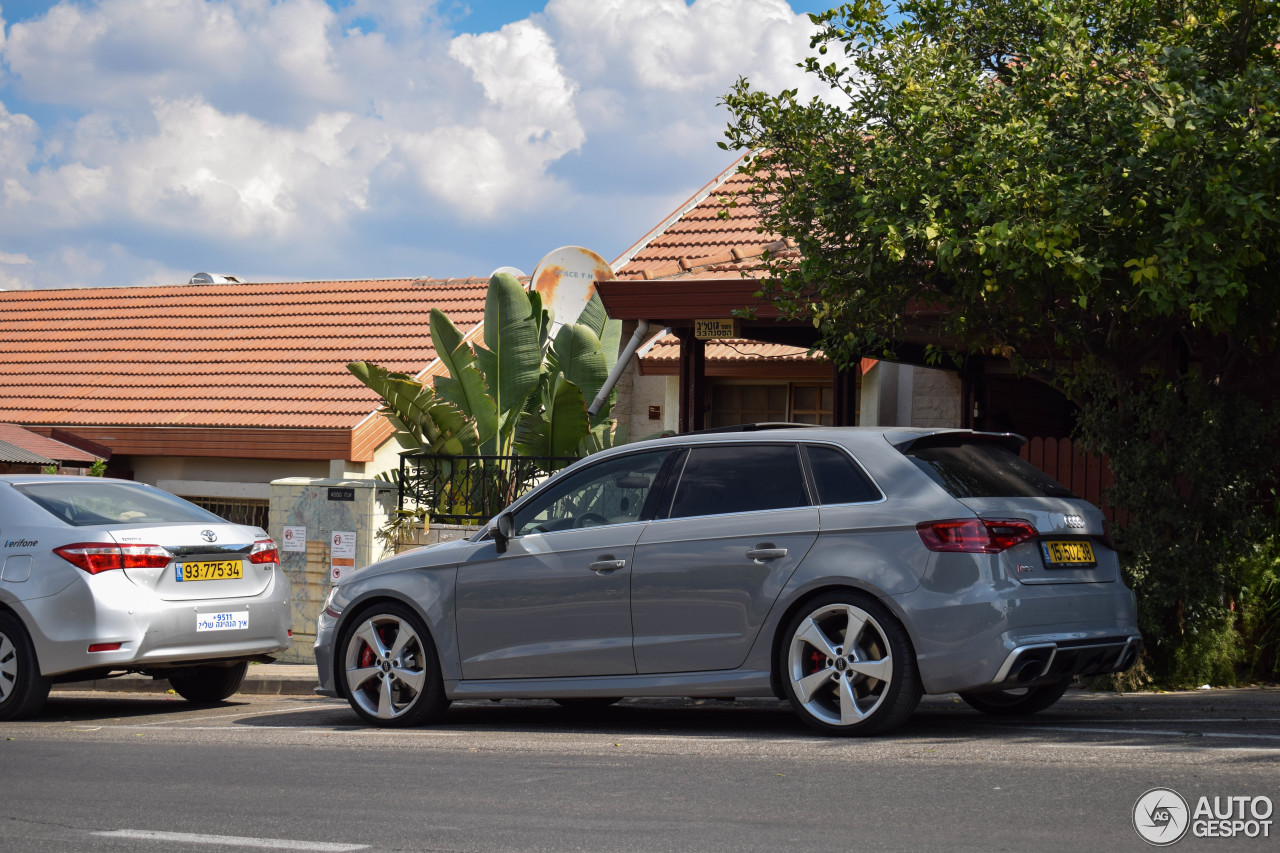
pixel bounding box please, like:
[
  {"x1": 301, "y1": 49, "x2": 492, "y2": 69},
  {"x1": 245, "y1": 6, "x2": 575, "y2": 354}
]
[{"x1": 0, "y1": 476, "x2": 292, "y2": 719}]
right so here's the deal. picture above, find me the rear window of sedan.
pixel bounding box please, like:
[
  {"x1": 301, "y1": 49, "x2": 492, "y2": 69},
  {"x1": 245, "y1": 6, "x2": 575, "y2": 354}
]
[
  {"x1": 14, "y1": 481, "x2": 226, "y2": 527},
  {"x1": 903, "y1": 438, "x2": 1075, "y2": 499}
]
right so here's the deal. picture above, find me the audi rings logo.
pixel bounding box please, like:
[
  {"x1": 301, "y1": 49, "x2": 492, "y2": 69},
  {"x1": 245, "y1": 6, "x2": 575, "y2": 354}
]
[
  {"x1": 200, "y1": 529, "x2": 218, "y2": 543},
  {"x1": 1062, "y1": 514, "x2": 1086, "y2": 528},
  {"x1": 1134, "y1": 788, "x2": 1190, "y2": 846}
]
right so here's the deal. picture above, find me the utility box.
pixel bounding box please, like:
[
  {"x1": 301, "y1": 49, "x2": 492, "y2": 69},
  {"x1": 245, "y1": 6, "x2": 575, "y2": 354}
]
[{"x1": 268, "y1": 478, "x2": 397, "y2": 664}]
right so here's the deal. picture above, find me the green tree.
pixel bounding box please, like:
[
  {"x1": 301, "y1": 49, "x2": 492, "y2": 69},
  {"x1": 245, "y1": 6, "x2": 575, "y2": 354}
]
[{"x1": 721, "y1": 0, "x2": 1280, "y2": 684}]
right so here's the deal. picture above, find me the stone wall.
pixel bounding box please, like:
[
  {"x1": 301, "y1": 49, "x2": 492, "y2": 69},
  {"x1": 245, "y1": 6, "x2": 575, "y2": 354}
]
[
  {"x1": 268, "y1": 477, "x2": 398, "y2": 664},
  {"x1": 394, "y1": 522, "x2": 481, "y2": 553},
  {"x1": 909, "y1": 367, "x2": 963, "y2": 428}
]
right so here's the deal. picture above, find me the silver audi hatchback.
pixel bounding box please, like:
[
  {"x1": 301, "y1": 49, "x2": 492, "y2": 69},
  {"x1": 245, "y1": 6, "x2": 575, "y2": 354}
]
[
  {"x1": 314, "y1": 426, "x2": 1141, "y2": 735},
  {"x1": 0, "y1": 476, "x2": 293, "y2": 719}
]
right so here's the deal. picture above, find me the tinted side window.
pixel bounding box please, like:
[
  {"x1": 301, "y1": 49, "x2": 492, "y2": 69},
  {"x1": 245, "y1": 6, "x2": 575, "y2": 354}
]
[
  {"x1": 667, "y1": 444, "x2": 809, "y2": 519},
  {"x1": 511, "y1": 450, "x2": 669, "y2": 535},
  {"x1": 904, "y1": 440, "x2": 1074, "y2": 499},
  {"x1": 805, "y1": 445, "x2": 882, "y2": 504}
]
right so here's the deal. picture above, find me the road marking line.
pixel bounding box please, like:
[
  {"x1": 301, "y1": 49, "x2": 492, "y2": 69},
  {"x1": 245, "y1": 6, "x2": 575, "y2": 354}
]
[
  {"x1": 1041, "y1": 744, "x2": 1280, "y2": 754},
  {"x1": 993, "y1": 723, "x2": 1280, "y2": 743},
  {"x1": 92, "y1": 829, "x2": 367, "y2": 851}
]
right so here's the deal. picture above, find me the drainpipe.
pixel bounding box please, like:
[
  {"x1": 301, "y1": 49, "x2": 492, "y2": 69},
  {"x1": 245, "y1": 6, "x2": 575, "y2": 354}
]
[{"x1": 588, "y1": 320, "x2": 653, "y2": 417}]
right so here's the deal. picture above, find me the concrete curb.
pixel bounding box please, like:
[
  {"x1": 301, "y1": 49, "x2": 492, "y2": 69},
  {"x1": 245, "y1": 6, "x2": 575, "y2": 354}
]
[{"x1": 55, "y1": 664, "x2": 320, "y2": 697}]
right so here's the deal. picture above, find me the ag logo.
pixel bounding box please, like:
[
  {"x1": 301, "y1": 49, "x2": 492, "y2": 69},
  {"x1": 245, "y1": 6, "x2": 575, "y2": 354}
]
[{"x1": 1134, "y1": 787, "x2": 1190, "y2": 845}]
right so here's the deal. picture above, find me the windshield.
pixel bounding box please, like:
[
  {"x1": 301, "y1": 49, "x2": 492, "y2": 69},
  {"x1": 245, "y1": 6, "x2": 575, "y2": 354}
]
[{"x1": 15, "y1": 481, "x2": 226, "y2": 527}]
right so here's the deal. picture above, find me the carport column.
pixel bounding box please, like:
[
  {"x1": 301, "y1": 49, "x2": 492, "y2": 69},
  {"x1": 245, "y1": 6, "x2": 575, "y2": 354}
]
[
  {"x1": 267, "y1": 477, "x2": 398, "y2": 664},
  {"x1": 677, "y1": 326, "x2": 707, "y2": 433},
  {"x1": 833, "y1": 362, "x2": 861, "y2": 426}
]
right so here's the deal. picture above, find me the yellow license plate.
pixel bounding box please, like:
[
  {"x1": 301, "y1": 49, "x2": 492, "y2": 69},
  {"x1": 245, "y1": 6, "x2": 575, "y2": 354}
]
[
  {"x1": 1041, "y1": 540, "x2": 1097, "y2": 567},
  {"x1": 175, "y1": 560, "x2": 244, "y2": 582}
]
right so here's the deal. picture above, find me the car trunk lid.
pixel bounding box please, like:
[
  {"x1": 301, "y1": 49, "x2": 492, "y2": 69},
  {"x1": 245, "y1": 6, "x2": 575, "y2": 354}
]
[
  {"x1": 957, "y1": 496, "x2": 1118, "y2": 584},
  {"x1": 110, "y1": 524, "x2": 272, "y2": 601}
]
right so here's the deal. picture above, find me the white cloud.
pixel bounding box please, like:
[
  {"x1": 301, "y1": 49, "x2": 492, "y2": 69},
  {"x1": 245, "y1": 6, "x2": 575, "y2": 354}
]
[{"x1": 0, "y1": 0, "x2": 822, "y2": 288}]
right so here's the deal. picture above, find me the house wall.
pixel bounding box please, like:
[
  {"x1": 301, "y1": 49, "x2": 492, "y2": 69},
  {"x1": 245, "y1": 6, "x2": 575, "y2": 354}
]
[
  {"x1": 859, "y1": 362, "x2": 962, "y2": 428},
  {"x1": 329, "y1": 430, "x2": 407, "y2": 481},
  {"x1": 133, "y1": 456, "x2": 329, "y2": 491},
  {"x1": 625, "y1": 371, "x2": 679, "y2": 440},
  {"x1": 910, "y1": 366, "x2": 963, "y2": 428}
]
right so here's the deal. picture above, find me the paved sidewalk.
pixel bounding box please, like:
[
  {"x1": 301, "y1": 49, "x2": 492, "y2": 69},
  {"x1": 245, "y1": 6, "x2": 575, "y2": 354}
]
[{"x1": 57, "y1": 662, "x2": 320, "y2": 696}]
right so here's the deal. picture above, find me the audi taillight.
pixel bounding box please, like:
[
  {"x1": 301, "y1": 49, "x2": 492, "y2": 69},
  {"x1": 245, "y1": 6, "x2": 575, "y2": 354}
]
[
  {"x1": 54, "y1": 543, "x2": 170, "y2": 574},
  {"x1": 249, "y1": 539, "x2": 279, "y2": 565},
  {"x1": 916, "y1": 519, "x2": 1038, "y2": 553}
]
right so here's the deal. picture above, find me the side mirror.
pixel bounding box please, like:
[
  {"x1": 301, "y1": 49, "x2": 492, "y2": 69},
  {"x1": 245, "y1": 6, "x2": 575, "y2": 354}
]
[{"x1": 493, "y1": 513, "x2": 515, "y2": 554}]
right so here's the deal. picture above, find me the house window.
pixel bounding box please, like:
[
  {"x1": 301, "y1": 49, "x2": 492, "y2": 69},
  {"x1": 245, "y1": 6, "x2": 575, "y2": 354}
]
[
  {"x1": 791, "y1": 384, "x2": 835, "y2": 425},
  {"x1": 187, "y1": 497, "x2": 270, "y2": 529},
  {"x1": 709, "y1": 383, "x2": 789, "y2": 427},
  {"x1": 707, "y1": 381, "x2": 839, "y2": 427}
]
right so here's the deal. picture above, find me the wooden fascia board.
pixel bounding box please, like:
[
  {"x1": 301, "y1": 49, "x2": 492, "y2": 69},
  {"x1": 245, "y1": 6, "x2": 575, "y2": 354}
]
[
  {"x1": 595, "y1": 279, "x2": 785, "y2": 322},
  {"x1": 51, "y1": 426, "x2": 354, "y2": 460},
  {"x1": 640, "y1": 358, "x2": 832, "y2": 379}
]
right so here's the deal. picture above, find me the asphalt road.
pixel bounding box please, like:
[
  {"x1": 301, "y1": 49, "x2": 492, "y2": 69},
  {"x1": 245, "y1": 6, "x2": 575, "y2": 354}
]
[{"x1": 1, "y1": 687, "x2": 1277, "y2": 853}]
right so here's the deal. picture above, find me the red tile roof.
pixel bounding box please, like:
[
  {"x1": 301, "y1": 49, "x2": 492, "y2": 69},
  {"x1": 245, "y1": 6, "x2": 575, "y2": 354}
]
[
  {"x1": 614, "y1": 155, "x2": 798, "y2": 282},
  {"x1": 640, "y1": 335, "x2": 824, "y2": 367},
  {"x1": 0, "y1": 278, "x2": 489, "y2": 459},
  {"x1": 614, "y1": 157, "x2": 816, "y2": 368},
  {"x1": 0, "y1": 423, "x2": 101, "y2": 465}
]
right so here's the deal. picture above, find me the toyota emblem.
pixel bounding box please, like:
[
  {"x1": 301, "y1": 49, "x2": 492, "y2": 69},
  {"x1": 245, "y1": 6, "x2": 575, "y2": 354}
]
[{"x1": 200, "y1": 529, "x2": 218, "y2": 543}]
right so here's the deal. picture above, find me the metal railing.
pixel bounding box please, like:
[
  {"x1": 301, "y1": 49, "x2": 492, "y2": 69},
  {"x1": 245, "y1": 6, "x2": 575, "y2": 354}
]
[{"x1": 399, "y1": 453, "x2": 577, "y2": 525}]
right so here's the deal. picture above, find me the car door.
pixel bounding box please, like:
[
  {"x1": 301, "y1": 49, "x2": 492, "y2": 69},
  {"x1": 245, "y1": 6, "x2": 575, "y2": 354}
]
[
  {"x1": 454, "y1": 449, "x2": 671, "y2": 680},
  {"x1": 629, "y1": 442, "x2": 820, "y2": 674}
]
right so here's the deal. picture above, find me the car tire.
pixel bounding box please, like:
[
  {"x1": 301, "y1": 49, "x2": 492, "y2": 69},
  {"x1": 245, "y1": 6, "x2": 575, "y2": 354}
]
[
  {"x1": 0, "y1": 611, "x2": 51, "y2": 721},
  {"x1": 169, "y1": 661, "x2": 249, "y2": 704},
  {"x1": 779, "y1": 591, "x2": 921, "y2": 736},
  {"x1": 958, "y1": 678, "x2": 1073, "y2": 716},
  {"x1": 339, "y1": 602, "x2": 449, "y2": 727}
]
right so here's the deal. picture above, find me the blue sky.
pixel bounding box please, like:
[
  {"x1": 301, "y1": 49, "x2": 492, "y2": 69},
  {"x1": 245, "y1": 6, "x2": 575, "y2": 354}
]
[{"x1": 0, "y1": 1, "x2": 836, "y2": 289}]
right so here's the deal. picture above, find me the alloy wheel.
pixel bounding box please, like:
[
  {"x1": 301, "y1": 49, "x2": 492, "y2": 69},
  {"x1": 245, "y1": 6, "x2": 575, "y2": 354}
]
[
  {"x1": 344, "y1": 613, "x2": 429, "y2": 721},
  {"x1": 786, "y1": 601, "x2": 895, "y2": 727}
]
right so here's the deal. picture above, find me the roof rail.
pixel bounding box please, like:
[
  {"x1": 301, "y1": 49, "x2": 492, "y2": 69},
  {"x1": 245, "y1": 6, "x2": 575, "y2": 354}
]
[{"x1": 662, "y1": 422, "x2": 822, "y2": 438}]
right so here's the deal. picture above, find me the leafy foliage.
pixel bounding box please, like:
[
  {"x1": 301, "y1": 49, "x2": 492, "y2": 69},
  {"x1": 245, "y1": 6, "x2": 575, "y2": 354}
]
[
  {"x1": 721, "y1": 0, "x2": 1280, "y2": 683},
  {"x1": 348, "y1": 272, "x2": 625, "y2": 526}
]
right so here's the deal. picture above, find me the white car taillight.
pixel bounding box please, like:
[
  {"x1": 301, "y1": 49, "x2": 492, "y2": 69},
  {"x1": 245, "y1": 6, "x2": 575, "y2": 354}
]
[
  {"x1": 249, "y1": 538, "x2": 279, "y2": 565},
  {"x1": 54, "y1": 543, "x2": 170, "y2": 574}
]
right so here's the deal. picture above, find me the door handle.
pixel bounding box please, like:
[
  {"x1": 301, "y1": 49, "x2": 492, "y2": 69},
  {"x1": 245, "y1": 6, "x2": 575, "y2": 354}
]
[
  {"x1": 746, "y1": 547, "x2": 788, "y2": 562},
  {"x1": 589, "y1": 559, "x2": 627, "y2": 574}
]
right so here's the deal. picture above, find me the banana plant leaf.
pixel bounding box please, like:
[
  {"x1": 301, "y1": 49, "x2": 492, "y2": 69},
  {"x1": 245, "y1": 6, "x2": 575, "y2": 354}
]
[
  {"x1": 553, "y1": 323, "x2": 609, "y2": 412},
  {"x1": 429, "y1": 308, "x2": 499, "y2": 449},
  {"x1": 515, "y1": 377, "x2": 591, "y2": 458},
  {"x1": 474, "y1": 272, "x2": 542, "y2": 451}
]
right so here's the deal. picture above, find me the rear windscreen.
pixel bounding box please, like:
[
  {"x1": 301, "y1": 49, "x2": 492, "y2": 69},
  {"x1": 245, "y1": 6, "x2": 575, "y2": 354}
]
[
  {"x1": 15, "y1": 482, "x2": 225, "y2": 527},
  {"x1": 903, "y1": 440, "x2": 1075, "y2": 499}
]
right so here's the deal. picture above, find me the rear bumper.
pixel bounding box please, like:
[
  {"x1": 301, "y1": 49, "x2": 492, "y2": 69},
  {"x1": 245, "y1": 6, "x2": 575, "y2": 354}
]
[
  {"x1": 894, "y1": 565, "x2": 1141, "y2": 694},
  {"x1": 24, "y1": 568, "x2": 294, "y2": 678},
  {"x1": 989, "y1": 634, "x2": 1142, "y2": 689}
]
